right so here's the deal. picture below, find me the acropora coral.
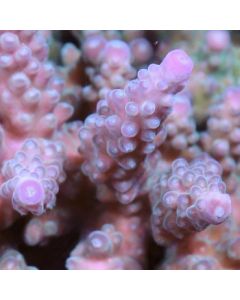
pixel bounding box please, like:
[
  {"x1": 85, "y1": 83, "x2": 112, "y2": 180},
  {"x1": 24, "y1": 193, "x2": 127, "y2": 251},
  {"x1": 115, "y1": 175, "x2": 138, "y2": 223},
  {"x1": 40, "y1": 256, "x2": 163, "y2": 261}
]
[{"x1": 0, "y1": 30, "x2": 239, "y2": 270}]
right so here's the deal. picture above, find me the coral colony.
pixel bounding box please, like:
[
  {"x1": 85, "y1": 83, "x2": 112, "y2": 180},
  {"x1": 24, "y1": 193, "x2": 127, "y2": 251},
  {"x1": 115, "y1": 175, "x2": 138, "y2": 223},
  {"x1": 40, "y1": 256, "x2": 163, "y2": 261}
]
[{"x1": 1, "y1": 30, "x2": 240, "y2": 270}]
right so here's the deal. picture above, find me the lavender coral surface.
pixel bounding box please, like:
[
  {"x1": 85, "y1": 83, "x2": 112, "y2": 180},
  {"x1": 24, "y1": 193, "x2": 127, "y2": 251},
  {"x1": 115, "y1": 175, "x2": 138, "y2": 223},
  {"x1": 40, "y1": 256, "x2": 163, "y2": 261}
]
[
  {"x1": 0, "y1": 30, "x2": 239, "y2": 270},
  {"x1": 79, "y1": 49, "x2": 193, "y2": 204},
  {"x1": 0, "y1": 139, "x2": 66, "y2": 215},
  {"x1": 151, "y1": 154, "x2": 231, "y2": 246}
]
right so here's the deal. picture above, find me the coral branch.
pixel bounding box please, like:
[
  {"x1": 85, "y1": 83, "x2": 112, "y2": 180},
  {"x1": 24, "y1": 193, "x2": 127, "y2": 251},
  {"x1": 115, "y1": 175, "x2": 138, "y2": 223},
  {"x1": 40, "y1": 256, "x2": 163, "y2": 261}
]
[
  {"x1": 79, "y1": 49, "x2": 193, "y2": 204},
  {"x1": 0, "y1": 139, "x2": 65, "y2": 215},
  {"x1": 0, "y1": 249, "x2": 37, "y2": 270},
  {"x1": 151, "y1": 154, "x2": 231, "y2": 246}
]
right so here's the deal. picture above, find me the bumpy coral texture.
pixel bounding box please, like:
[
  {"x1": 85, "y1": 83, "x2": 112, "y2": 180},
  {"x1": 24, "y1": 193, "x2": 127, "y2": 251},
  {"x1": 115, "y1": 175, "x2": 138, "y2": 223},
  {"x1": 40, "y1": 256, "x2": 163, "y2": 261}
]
[
  {"x1": 162, "y1": 93, "x2": 200, "y2": 159},
  {"x1": 79, "y1": 49, "x2": 193, "y2": 204},
  {"x1": 0, "y1": 31, "x2": 77, "y2": 224},
  {"x1": 0, "y1": 30, "x2": 237, "y2": 270},
  {"x1": 24, "y1": 208, "x2": 69, "y2": 246},
  {"x1": 0, "y1": 249, "x2": 37, "y2": 270},
  {"x1": 201, "y1": 87, "x2": 240, "y2": 174},
  {"x1": 66, "y1": 211, "x2": 146, "y2": 270},
  {"x1": 0, "y1": 139, "x2": 65, "y2": 215},
  {"x1": 151, "y1": 154, "x2": 231, "y2": 246},
  {"x1": 159, "y1": 193, "x2": 240, "y2": 270},
  {"x1": 81, "y1": 34, "x2": 136, "y2": 103},
  {"x1": 0, "y1": 31, "x2": 73, "y2": 142},
  {"x1": 66, "y1": 224, "x2": 141, "y2": 270}
]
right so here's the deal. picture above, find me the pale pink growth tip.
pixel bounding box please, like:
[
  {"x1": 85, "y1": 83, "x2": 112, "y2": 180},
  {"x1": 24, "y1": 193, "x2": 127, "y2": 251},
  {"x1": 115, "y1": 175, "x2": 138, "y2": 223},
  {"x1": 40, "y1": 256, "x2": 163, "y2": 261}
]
[
  {"x1": 197, "y1": 191, "x2": 231, "y2": 225},
  {"x1": 161, "y1": 49, "x2": 194, "y2": 83},
  {"x1": 14, "y1": 178, "x2": 45, "y2": 206}
]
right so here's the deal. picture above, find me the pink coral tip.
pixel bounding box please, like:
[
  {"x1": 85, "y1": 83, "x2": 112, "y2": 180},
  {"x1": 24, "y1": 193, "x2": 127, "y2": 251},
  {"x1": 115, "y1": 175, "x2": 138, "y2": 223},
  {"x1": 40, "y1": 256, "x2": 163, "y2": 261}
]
[
  {"x1": 197, "y1": 191, "x2": 231, "y2": 225},
  {"x1": 13, "y1": 178, "x2": 45, "y2": 214},
  {"x1": 161, "y1": 49, "x2": 194, "y2": 83},
  {"x1": 86, "y1": 231, "x2": 112, "y2": 257}
]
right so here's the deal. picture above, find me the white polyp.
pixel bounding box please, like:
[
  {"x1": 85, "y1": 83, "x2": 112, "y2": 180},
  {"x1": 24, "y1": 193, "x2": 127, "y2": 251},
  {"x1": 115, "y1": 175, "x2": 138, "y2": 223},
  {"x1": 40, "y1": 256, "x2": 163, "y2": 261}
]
[
  {"x1": 142, "y1": 143, "x2": 155, "y2": 154},
  {"x1": 87, "y1": 231, "x2": 111, "y2": 256},
  {"x1": 183, "y1": 171, "x2": 195, "y2": 186},
  {"x1": 105, "y1": 115, "x2": 121, "y2": 130},
  {"x1": 46, "y1": 165, "x2": 59, "y2": 178},
  {"x1": 23, "y1": 139, "x2": 38, "y2": 150},
  {"x1": 140, "y1": 101, "x2": 156, "y2": 116},
  {"x1": 207, "y1": 161, "x2": 222, "y2": 174},
  {"x1": 0, "y1": 33, "x2": 19, "y2": 52},
  {"x1": 214, "y1": 206, "x2": 225, "y2": 219},
  {"x1": 15, "y1": 113, "x2": 33, "y2": 129},
  {"x1": 96, "y1": 158, "x2": 110, "y2": 172},
  {"x1": 13, "y1": 164, "x2": 22, "y2": 174},
  {"x1": 218, "y1": 182, "x2": 226, "y2": 193},
  {"x1": 144, "y1": 117, "x2": 160, "y2": 129},
  {"x1": 23, "y1": 88, "x2": 41, "y2": 105},
  {"x1": 118, "y1": 137, "x2": 137, "y2": 153},
  {"x1": 0, "y1": 54, "x2": 14, "y2": 68},
  {"x1": 119, "y1": 157, "x2": 137, "y2": 170},
  {"x1": 15, "y1": 46, "x2": 31, "y2": 66},
  {"x1": 138, "y1": 69, "x2": 148, "y2": 79},
  {"x1": 172, "y1": 158, "x2": 188, "y2": 170},
  {"x1": 195, "y1": 176, "x2": 208, "y2": 188},
  {"x1": 9, "y1": 72, "x2": 30, "y2": 94},
  {"x1": 15, "y1": 152, "x2": 26, "y2": 163},
  {"x1": 34, "y1": 167, "x2": 45, "y2": 178},
  {"x1": 41, "y1": 114, "x2": 57, "y2": 128},
  {"x1": 106, "y1": 140, "x2": 120, "y2": 157},
  {"x1": 96, "y1": 100, "x2": 110, "y2": 115},
  {"x1": 209, "y1": 175, "x2": 221, "y2": 185},
  {"x1": 163, "y1": 192, "x2": 178, "y2": 208},
  {"x1": 113, "y1": 179, "x2": 133, "y2": 193},
  {"x1": 79, "y1": 128, "x2": 92, "y2": 141},
  {"x1": 25, "y1": 59, "x2": 40, "y2": 75},
  {"x1": 141, "y1": 130, "x2": 155, "y2": 142},
  {"x1": 167, "y1": 176, "x2": 181, "y2": 189},
  {"x1": 148, "y1": 64, "x2": 159, "y2": 73},
  {"x1": 190, "y1": 186, "x2": 202, "y2": 200},
  {"x1": 45, "y1": 89, "x2": 60, "y2": 104},
  {"x1": 121, "y1": 121, "x2": 139, "y2": 138},
  {"x1": 125, "y1": 102, "x2": 139, "y2": 116},
  {"x1": 175, "y1": 166, "x2": 186, "y2": 177}
]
